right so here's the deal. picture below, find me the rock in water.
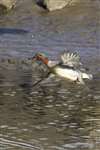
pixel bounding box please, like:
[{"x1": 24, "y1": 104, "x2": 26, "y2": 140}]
[
  {"x1": 0, "y1": 0, "x2": 16, "y2": 11},
  {"x1": 35, "y1": 0, "x2": 81, "y2": 11},
  {"x1": 44, "y1": 0, "x2": 69, "y2": 11}
]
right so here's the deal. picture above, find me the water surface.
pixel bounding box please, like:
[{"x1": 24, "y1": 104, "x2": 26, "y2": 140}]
[{"x1": 0, "y1": 0, "x2": 100, "y2": 149}]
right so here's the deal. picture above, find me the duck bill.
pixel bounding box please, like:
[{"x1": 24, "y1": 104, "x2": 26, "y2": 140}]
[{"x1": 32, "y1": 56, "x2": 37, "y2": 61}]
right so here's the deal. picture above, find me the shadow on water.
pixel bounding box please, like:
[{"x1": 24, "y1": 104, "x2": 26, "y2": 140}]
[
  {"x1": 35, "y1": 0, "x2": 47, "y2": 9},
  {"x1": 0, "y1": 28, "x2": 29, "y2": 35}
]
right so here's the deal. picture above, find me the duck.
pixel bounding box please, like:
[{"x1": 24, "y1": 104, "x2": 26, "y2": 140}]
[{"x1": 32, "y1": 52, "x2": 93, "y2": 84}]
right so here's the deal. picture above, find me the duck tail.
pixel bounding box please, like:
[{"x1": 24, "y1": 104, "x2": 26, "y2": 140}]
[{"x1": 82, "y1": 73, "x2": 93, "y2": 80}]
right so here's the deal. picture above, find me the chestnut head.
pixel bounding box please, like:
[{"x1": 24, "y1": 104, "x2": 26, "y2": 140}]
[{"x1": 32, "y1": 53, "x2": 49, "y2": 65}]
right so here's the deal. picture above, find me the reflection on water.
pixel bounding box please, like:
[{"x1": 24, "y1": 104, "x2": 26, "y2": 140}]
[
  {"x1": 0, "y1": 28, "x2": 29, "y2": 35},
  {"x1": 0, "y1": 60, "x2": 100, "y2": 150},
  {"x1": 0, "y1": 0, "x2": 100, "y2": 150}
]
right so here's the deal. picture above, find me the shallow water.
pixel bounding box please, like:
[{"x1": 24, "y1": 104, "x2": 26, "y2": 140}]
[{"x1": 0, "y1": 0, "x2": 100, "y2": 150}]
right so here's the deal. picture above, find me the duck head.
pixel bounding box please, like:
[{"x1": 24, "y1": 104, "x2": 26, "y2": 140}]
[{"x1": 32, "y1": 53, "x2": 49, "y2": 65}]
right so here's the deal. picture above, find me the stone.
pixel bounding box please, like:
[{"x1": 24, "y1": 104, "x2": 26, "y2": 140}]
[
  {"x1": 0, "y1": 0, "x2": 16, "y2": 11},
  {"x1": 35, "y1": 0, "x2": 81, "y2": 11}
]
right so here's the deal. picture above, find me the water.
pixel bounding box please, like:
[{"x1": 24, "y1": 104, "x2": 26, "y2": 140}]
[{"x1": 0, "y1": 0, "x2": 100, "y2": 150}]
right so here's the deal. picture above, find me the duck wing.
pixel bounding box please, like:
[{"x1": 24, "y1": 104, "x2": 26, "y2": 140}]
[
  {"x1": 48, "y1": 60, "x2": 59, "y2": 67},
  {"x1": 60, "y1": 52, "x2": 82, "y2": 68}
]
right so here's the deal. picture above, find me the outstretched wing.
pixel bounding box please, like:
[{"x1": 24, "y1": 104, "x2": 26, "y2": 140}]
[{"x1": 61, "y1": 52, "x2": 82, "y2": 67}]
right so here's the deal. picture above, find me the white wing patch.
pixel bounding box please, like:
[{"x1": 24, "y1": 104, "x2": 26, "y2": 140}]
[
  {"x1": 61, "y1": 52, "x2": 81, "y2": 67},
  {"x1": 55, "y1": 67, "x2": 79, "y2": 81},
  {"x1": 48, "y1": 60, "x2": 59, "y2": 67}
]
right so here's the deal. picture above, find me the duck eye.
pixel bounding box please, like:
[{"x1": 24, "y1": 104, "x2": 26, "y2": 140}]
[
  {"x1": 39, "y1": 54, "x2": 42, "y2": 56},
  {"x1": 37, "y1": 53, "x2": 43, "y2": 57}
]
